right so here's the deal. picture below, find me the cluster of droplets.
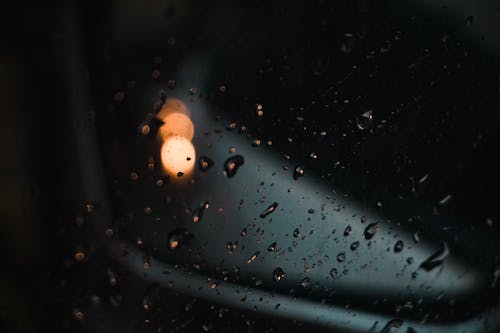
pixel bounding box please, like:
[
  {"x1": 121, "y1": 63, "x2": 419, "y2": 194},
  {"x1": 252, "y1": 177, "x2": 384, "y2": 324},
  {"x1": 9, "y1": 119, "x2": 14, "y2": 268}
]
[{"x1": 192, "y1": 201, "x2": 210, "y2": 224}]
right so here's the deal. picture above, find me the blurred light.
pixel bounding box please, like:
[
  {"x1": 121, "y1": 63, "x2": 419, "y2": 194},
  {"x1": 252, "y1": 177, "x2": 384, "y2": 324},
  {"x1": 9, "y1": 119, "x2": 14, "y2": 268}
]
[
  {"x1": 160, "y1": 136, "x2": 195, "y2": 177},
  {"x1": 157, "y1": 97, "x2": 190, "y2": 118},
  {"x1": 158, "y1": 112, "x2": 194, "y2": 140},
  {"x1": 157, "y1": 98, "x2": 196, "y2": 179}
]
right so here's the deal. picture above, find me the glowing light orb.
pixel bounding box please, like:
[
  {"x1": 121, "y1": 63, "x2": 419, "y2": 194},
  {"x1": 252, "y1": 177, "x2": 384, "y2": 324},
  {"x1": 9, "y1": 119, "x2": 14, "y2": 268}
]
[
  {"x1": 157, "y1": 98, "x2": 190, "y2": 118},
  {"x1": 158, "y1": 112, "x2": 194, "y2": 140},
  {"x1": 160, "y1": 136, "x2": 196, "y2": 177}
]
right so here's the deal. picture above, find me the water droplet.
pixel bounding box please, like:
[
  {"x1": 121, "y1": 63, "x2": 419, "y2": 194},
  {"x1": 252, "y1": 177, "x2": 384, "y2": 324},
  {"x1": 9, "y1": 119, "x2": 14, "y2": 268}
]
[
  {"x1": 226, "y1": 122, "x2": 237, "y2": 130},
  {"x1": 329, "y1": 268, "x2": 338, "y2": 279},
  {"x1": 192, "y1": 201, "x2": 210, "y2": 223},
  {"x1": 340, "y1": 33, "x2": 356, "y2": 54},
  {"x1": 337, "y1": 253, "x2": 346, "y2": 262},
  {"x1": 167, "y1": 228, "x2": 193, "y2": 250},
  {"x1": 224, "y1": 155, "x2": 244, "y2": 178},
  {"x1": 251, "y1": 139, "x2": 262, "y2": 147},
  {"x1": 364, "y1": 223, "x2": 380, "y2": 240},
  {"x1": 147, "y1": 156, "x2": 155, "y2": 170},
  {"x1": 273, "y1": 267, "x2": 285, "y2": 282},
  {"x1": 267, "y1": 242, "x2": 277, "y2": 252},
  {"x1": 439, "y1": 194, "x2": 453, "y2": 206},
  {"x1": 293, "y1": 165, "x2": 305, "y2": 180},
  {"x1": 167, "y1": 79, "x2": 176, "y2": 89},
  {"x1": 199, "y1": 156, "x2": 214, "y2": 171},
  {"x1": 379, "y1": 318, "x2": 403, "y2": 333},
  {"x1": 465, "y1": 15, "x2": 474, "y2": 26},
  {"x1": 350, "y1": 241, "x2": 360, "y2": 251},
  {"x1": 293, "y1": 228, "x2": 301, "y2": 237},
  {"x1": 85, "y1": 201, "x2": 98, "y2": 214},
  {"x1": 74, "y1": 251, "x2": 85, "y2": 262},
  {"x1": 152, "y1": 68, "x2": 161, "y2": 79},
  {"x1": 247, "y1": 251, "x2": 260, "y2": 264},
  {"x1": 73, "y1": 308, "x2": 84, "y2": 320},
  {"x1": 492, "y1": 267, "x2": 500, "y2": 288},
  {"x1": 344, "y1": 225, "x2": 352, "y2": 236},
  {"x1": 141, "y1": 125, "x2": 151, "y2": 135},
  {"x1": 202, "y1": 323, "x2": 213, "y2": 332},
  {"x1": 256, "y1": 104, "x2": 264, "y2": 117},
  {"x1": 418, "y1": 174, "x2": 429, "y2": 184},
  {"x1": 105, "y1": 228, "x2": 114, "y2": 238},
  {"x1": 226, "y1": 241, "x2": 239, "y2": 253},
  {"x1": 356, "y1": 110, "x2": 374, "y2": 130},
  {"x1": 300, "y1": 277, "x2": 310, "y2": 288},
  {"x1": 394, "y1": 240, "x2": 404, "y2": 253},
  {"x1": 138, "y1": 113, "x2": 163, "y2": 137},
  {"x1": 240, "y1": 228, "x2": 247, "y2": 236},
  {"x1": 413, "y1": 231, "x2": 420, "y2": 243},
  {"x1": 260, "y1": 202, "x2": 278, "y2": 218},
  {"x1": 420, "y1": 243, "x2": 449, "y2": 271}
]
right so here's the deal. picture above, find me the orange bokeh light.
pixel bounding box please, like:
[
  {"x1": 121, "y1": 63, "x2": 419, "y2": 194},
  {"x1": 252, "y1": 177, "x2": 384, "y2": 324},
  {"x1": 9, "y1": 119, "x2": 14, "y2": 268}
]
[
  {"x1": 158, "y1": 112, "x2": 194, "y2": 141},
  {"x1": 157, "y1": 98, "x2": 196, "y2": 179},
  {"x1": 160, "y1": 136, "x2": 195, "y2": 177},
  {"x1": 157, "y1": 98, "x2": 190, "y2": 118}
]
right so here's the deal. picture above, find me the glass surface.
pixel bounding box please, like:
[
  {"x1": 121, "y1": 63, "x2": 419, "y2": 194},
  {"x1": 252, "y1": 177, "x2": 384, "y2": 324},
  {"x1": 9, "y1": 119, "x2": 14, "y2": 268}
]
[{"x1": 1, "y1": 1, "x2": 500, "y2": 332}]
